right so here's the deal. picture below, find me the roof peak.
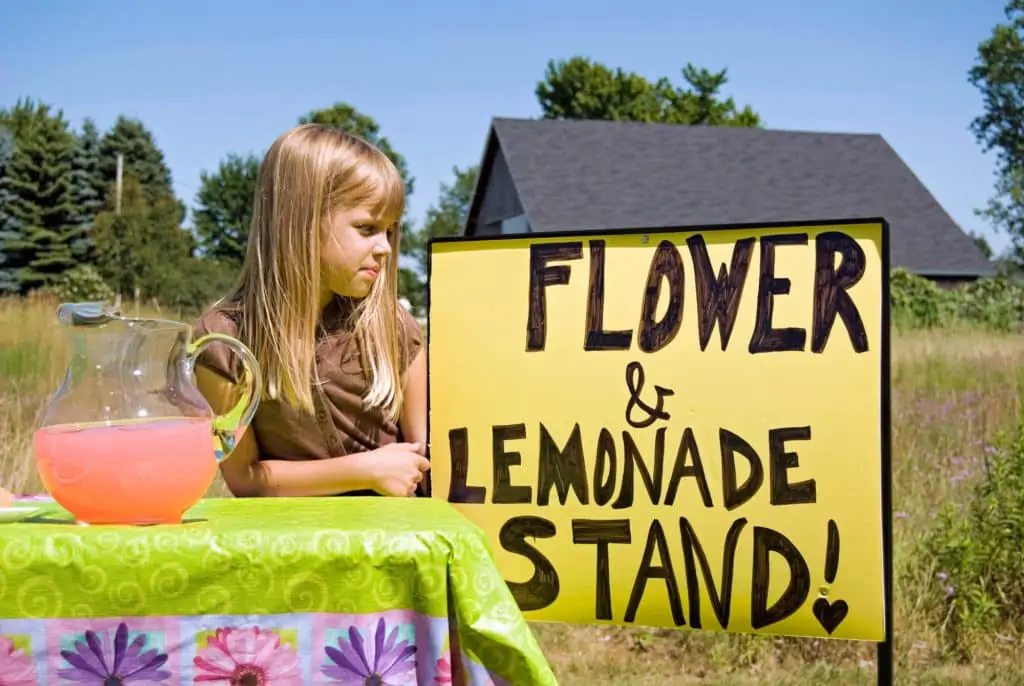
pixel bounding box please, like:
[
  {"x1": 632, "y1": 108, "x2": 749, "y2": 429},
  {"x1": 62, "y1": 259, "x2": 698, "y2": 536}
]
[{"x1": 491, "y1": 116, "x2": 883, "y2": 139}]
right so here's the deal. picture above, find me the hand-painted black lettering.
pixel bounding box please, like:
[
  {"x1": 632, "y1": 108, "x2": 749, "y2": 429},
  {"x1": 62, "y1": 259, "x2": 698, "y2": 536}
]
[
  {"x1": 537, "y1": 423, "x2": 589, "y2": 506},
  {"x1": 679, "y1": 517, "x2": 746, "y2": 629},
  {"x1": 492, "y1": 423, "x2": 532, "y2": 504},
  {"x1": 585, "y1": 240, "x2": 633, "y2": 350},
  {"x1": 720, "y1": 429, "x2": 764, "y2": 510},
  {"x1": 617, "y1": 429, "x2": 665, "y2": 506},
  {"x1": 624, "y1": 519, "x2": 685, "y2": 626},
  {"x1": 637, "y1": 240, "x2": 685, "y2": 353},
  {"x1": 750, "y1": 526, "x2": 811, "y2": 630},
  {"x1": 664, "y1": 427, "x2": 714, "y2": 508},
  {"x1": 572, "y1": 518, "x2": 632, "y2": 621},
  {"x1": 824, "y1": 519, "x2": 840, "y2": 584},
  {"x1": 812, "y1": 231, "x2": 869, "y2": 353},
  {"x1": 768, "y1": 426, "x2": 816, "y2": 506},
  {"x1": 448, "y1": 428, "x2": 486, "y2": 504},
  {"x1": 686, "y1": 235, "x2": 755, "y2": 352},
  {"x1": 748, "y1": 233, "x2": 808, "y2": 353},
  {"x1": 526, "y1": 242, "x2": 583, "y2": 351},
  {"x1": 610, "y1": 435, "x2": 635, "y2": 510},
  {"x1": 593, "y1": 428, "x2": 618, "y2": 507},
  {"x1": 499, "y1": 516, "x2": 560, "y2": 611},
  {"x1": 624, "y1": 361, "x2": 673, "y2": 429}
]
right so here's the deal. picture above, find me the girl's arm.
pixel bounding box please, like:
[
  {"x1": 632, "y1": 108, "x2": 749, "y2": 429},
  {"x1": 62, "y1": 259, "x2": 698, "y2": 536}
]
[
  {"x1": 398, "y1": 347, "x2": 429, "y2": 495},
  {"x1": 398, "y1": 347, "x2": 427, "y2": 450},
  {"x1": 195, "y1": 366, "x2": 383, "y2": 497}
]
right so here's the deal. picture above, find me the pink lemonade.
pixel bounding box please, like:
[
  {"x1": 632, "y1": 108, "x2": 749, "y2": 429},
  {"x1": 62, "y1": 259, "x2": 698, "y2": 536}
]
[{"x1": 34, "y1": 416, "x2": 218, "y2": 525}]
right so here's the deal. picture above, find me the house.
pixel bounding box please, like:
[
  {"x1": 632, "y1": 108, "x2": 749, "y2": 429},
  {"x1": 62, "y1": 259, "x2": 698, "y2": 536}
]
[{"x1": 462, "y1": 117, "x2": 995, "y2": 285}]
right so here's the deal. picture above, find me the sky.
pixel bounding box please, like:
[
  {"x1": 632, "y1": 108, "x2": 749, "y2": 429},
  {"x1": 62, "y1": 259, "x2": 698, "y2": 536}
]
[{"x1": 0, "y1": 0, "x2": 1012, "y2": 253}]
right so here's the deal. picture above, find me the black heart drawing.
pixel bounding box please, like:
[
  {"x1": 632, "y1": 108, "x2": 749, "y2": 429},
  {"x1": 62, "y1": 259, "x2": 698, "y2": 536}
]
[{"x1": 812, "y1": 597, "x2": 849, "y2": 634}]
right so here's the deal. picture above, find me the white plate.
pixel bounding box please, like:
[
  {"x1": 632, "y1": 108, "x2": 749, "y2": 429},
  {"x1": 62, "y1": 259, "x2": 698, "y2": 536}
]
[{"x1": 0, "y1": 506, "x2": 42, "y2": 523}]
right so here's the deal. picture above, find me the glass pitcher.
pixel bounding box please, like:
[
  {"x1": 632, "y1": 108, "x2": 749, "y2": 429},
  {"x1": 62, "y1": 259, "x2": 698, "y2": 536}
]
[{"x1": 33, "y1": 301, "x2": 261, "y2": 525}]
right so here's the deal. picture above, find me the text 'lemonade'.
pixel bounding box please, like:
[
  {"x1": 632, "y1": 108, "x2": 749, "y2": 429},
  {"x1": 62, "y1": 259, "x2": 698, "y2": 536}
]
[{"x1": 35, "y1": 416, "x2": 218, "y2": 525}]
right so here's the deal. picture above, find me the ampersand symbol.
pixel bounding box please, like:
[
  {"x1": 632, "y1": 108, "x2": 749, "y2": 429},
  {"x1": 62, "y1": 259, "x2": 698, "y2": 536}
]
[{"x1": 624, "y1": 361, "x2": 674, "y2": 429}]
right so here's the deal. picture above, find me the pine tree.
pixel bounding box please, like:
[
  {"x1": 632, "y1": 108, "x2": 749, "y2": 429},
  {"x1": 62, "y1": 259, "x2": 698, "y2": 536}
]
[
  {"x1": 69, "y1": 117, "x2": 104, "y2": 260},
  {"x1": 98, "y1": 115, "x2": 181, "y2": 218},
  {"x1": 1, "y1": 99, "x2": 81, "y2": 292},
  {"x1": 0, "y1": 124, "x2": 21, "y2": 293}
]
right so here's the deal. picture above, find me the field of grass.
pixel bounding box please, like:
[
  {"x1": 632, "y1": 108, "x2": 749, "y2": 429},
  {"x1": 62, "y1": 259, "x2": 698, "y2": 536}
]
[{"x1": 2, "y1": 294, "x2": 1023, "y2": 684}]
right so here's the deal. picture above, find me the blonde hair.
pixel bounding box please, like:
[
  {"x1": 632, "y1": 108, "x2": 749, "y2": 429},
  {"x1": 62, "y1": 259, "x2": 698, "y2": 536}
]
[{"x1": 225, "y1": 123, "x2": 407, "y2": 421}]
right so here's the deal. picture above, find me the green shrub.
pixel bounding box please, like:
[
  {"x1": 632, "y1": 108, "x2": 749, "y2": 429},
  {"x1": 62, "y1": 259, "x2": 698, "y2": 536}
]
[
  {"x1": 955, "y1": 275, "x2": 1024, "y2": 332},
  {"x1": 890, "y1": 268, "x2": 956, "y2": 328},
  {"x1": 45, "y1": 265, "x2": 115, "y2": 303},
  {"x1": 890, "y1": 268, "x2": 1024, "y2": 332},
  {"x1": 919, "y1": 418, "x2": 1024, "y2": 656}
]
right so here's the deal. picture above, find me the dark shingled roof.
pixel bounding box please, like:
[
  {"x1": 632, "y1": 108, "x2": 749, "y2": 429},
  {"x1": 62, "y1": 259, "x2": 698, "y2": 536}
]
[{"x1": 470, "y1": 117, "x2": 994, "y2": 277}]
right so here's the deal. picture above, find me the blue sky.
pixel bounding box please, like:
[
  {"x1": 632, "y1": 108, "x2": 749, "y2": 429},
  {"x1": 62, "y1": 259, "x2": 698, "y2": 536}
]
[{"x1": 0, "y1": 0, "x2": 1011, "y2": 253}]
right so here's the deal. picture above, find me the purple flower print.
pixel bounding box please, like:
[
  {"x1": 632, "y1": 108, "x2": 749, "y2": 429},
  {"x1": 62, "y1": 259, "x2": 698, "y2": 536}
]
[
  {"x1": 322, "y1": 618, "x2": 417, "y2": 685},
  {"x1": 58, "y1": 622, "x2": 170, "y2": 684}
]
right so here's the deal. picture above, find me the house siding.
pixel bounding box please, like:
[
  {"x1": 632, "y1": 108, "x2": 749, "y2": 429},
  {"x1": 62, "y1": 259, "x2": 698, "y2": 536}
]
[{"x1": 469, "y1": 147, "x2": 524, "y2": 235}]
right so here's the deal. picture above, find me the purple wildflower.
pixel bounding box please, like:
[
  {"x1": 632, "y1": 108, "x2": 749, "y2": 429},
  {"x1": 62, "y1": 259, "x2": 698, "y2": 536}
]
[
  {"x1": 58, "y1": 622, "x2": 170, "y2": 684},
  {"x1": 950, "y1": 470, "x2": 970, "y2": 485},
  {"x1": 936, "y1": 571, "x2": 948, "y2": 582},
  {"x1": 895, "y1": 511, "x2": 909, "y2": 520},
  {"x1": 322, "y1": 618, "x2": 417, "y2": 685}
]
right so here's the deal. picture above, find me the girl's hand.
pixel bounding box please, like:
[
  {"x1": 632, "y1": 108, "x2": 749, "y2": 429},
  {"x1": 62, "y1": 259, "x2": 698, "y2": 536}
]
[{"x1": 364, "y1": 442, "x2": 430, "y2": 497}]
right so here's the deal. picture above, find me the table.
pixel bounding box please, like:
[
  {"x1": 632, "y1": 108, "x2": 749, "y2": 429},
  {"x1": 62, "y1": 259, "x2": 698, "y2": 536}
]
[{"x1": 0, "y1": 497, "x2": 557, "y2": 685}]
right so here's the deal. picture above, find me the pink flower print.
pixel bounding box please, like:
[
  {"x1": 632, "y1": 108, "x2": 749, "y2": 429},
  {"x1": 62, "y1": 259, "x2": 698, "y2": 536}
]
[
  {"x1": 433, "y1": 655, "x2": 452, "y2": 684},
  {"x1": 58, "y1": 622, "x2": 169, "y2": 684},
  {"x1": 0, "y1": 636, "x2": 36, "y2": 686},
  {"x1": 322, "y1": 618, "x2": 417, "y2": 685},
  {"x1": 193, "y1": 627, "x2": 300, "y2": 684}
]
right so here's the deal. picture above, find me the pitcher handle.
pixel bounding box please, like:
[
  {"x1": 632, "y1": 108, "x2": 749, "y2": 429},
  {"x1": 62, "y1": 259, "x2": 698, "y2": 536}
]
[{"x1": 186, "y1": 332, "x2": 262, "y2": 461}]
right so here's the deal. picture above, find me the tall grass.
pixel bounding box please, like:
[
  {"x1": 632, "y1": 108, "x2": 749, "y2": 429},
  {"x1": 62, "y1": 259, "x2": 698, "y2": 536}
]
[{"x1": 2, "y1": 294, "x2": 1022, "y2": 684}]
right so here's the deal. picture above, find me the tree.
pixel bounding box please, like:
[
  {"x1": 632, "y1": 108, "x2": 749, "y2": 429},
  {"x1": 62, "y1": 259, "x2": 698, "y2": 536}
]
[
  {"x1": 98, "y1": 115, "x2": 184, "y2": 222},
  {"x1": 0, "y1": 124, "x2": 20, "y2": 293},
  {"x1": 970, "y1": 229, "x2": 995, "y2": 259},
  {"x1": 969, "y1": 1, "x2": 1024, "y2": 259},
  {"x1": 536, "y1": 56, "x2": 761, "y2": 126},
  {"x1": 92, "y1": 173, "x2": 191, "y2": 299},
  {"x1": 0, "y1": 99, "x2": 82, "y2": 292},
  {"x1": 299, "y1": 103, "x2": 414, "y2": 197},
  {"x1": 193, "y1": 153, "x2": 260, "y2": 263},
  {"x1": 400, "y1": 165, "x2": 478, "y2": 313},
  {"x1": 406, "y1": 165, "x2": 477, "y2": 275},
  {"x1": 93, "y1": 172, "x2": 237, "y2": 312},
  {"x1": 68, "y1": 117, "x2": 104, "y2": 260}
]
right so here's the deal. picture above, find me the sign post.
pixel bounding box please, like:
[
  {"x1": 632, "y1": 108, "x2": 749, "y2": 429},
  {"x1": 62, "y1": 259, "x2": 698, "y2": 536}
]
[{"x1": 428, "y1": 218, "x2": 892, "y2": 683}]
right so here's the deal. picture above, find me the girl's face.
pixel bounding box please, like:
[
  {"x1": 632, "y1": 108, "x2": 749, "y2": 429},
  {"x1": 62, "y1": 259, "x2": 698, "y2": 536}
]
[{"x1": 321, "y1": 204, "x2": 392, "y2": 301}]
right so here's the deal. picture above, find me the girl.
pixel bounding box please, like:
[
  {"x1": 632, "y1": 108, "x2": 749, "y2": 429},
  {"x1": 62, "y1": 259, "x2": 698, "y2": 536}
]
[{"x1": 192, "y1": 123, "x2": 430, "y2": 498}]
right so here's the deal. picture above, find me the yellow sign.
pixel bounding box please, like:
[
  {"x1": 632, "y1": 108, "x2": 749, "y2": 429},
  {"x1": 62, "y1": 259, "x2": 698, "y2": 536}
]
[{"x1": 428, "y1": 219, "x2": 889, "y2": 642}]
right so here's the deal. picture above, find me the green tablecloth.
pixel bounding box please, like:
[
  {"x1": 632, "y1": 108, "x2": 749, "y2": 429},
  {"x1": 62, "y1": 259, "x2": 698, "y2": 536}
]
[{"x1": 0, "y1": 497, "x2": 556, "y2": 685}]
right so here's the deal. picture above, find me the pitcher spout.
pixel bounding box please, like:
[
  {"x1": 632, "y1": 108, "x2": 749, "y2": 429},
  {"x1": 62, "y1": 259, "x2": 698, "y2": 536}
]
[{"x1": 56, "y1": 301, "x2": 122, "y2": 327}]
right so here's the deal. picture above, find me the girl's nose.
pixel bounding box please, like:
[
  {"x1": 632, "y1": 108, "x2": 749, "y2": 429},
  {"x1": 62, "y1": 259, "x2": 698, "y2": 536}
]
[{"x1": 372, "y1": 234, "x2": 392, "y2": 256}]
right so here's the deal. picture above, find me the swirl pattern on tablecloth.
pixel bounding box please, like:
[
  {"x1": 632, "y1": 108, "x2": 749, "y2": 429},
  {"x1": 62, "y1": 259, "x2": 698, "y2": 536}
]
[{"x1": 0, "y1": 496, "x2": 557, "y2": 685}]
